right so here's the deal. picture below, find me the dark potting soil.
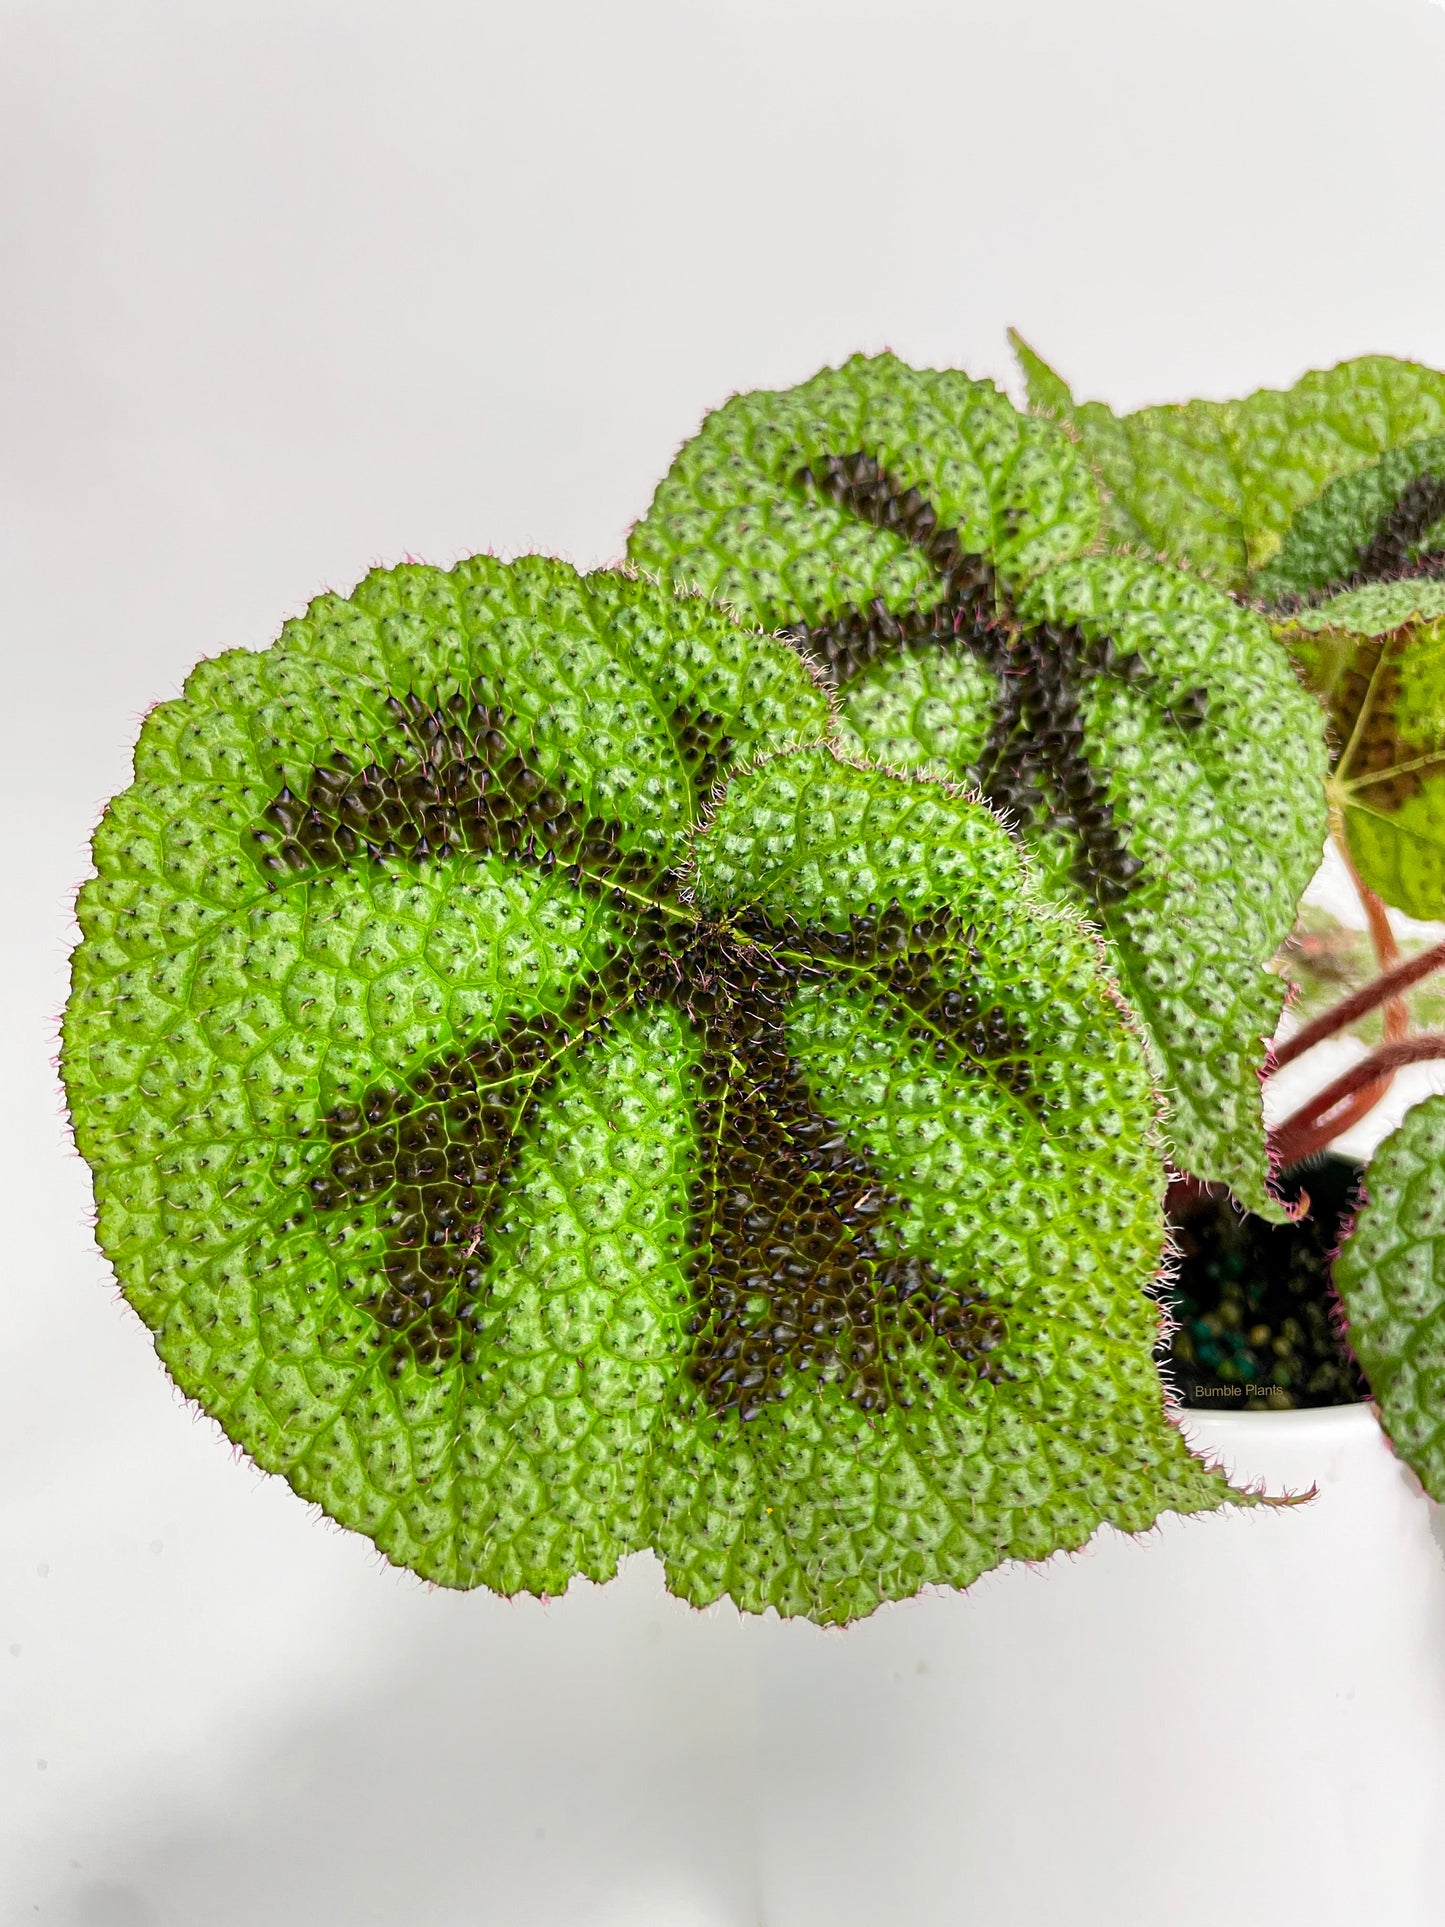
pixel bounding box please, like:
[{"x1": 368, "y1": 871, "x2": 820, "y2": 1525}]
[{"x1": 1162, "y1": 1157, "x2": 1372, "y2": 1410}]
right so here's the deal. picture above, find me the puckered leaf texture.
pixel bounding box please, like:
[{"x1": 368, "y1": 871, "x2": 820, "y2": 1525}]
[
  {"x1": 1335, "y1": 1094, "x2": 1445, "y2": 1501},
  {"x1": 1252, "y1": 434, "x2": 1445, "y2": 607},
  {"x1": 63, "y1": 557, "x2": 1234, "y2": 1625},
  {"x1": 1284, "y1": 578, "x2": 1445, "y2": 638},
  {"x1": 1011, "y1": 333, "x2": 1445, "y2": 592},
  {"x1": 629, "y1": 354, "x2": 1328, "y2": 1214}
]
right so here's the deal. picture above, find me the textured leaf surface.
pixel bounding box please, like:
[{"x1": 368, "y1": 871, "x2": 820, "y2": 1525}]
[
  {"x1": 1335, "y1": 1094, "x2": 1445, "y2": 1500},
  {"x1": 1252, "y1": 434, "x2": 1445, "y2": 607},
  {"x1": 630, "y1": 356, "x2": 1328, "y2": 1212},
  {"x1": 1012, "y1": 333, "x2": 1445, "y2": 591},
  {"x1": 1285, "y1": 578, "x2": 1445, "y2": 637},
  {"x1": 1257, "y1": 426, "x2": 1445, "y2": 916},
  {"x1": 63, "y1": 556, "x2": 1232, "y2": 1623},
  {"x1": 1279, "y1": 610, "x2": 1445, "y2": 919},
  {"x1": 632, "y1": 353, "x2": 1101, "y2": 625}
]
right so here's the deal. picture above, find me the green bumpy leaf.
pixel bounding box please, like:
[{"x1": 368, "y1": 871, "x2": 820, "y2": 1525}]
[
  {"x1": 629, "y1": 354, "x2": 1329, "y2": 1214},
  {"x1": 1251, "y1": 423, "x2": 1445, "y2": 917},
  {"x1": 1334, "y1": 1094, "x2": 1445, "y2": 1500},
  {"x1": 1252, "y1": 434, "x2": 1445, "y2": 607},
  {"x1": 1277, "y1": 609, "x2": 1445, "y2": 920},
  {"x1": 63, "y1": 555, "x2": 1235, "y2": 1624},
  {"x1": 1283, "y1": 578, "x2": 1445, "y2": 638},
  {"x1": 1011, "y1": 332, "x2": 1445, "y2": 591}
]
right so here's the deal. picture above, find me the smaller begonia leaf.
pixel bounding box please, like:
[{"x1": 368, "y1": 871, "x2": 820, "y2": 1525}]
[
  {"x1": 1011, "y1": 333, "x2": 1445, "y2": 592},
  {"x1": 630, "y1": 354, "x2": 1329, "y2": 1215},
  {"x1": 1254, "y1": 423, "x2": 1445, "y2": 918},
  {"x1": 1334, "y1": 1094, "x2": 1445, "y2": 1501},
  {"x1": 1283, "y1": 578, "x2": 1445, "y2": 639},
  {"x1": 1251, "y1": 434, "x2": 1445, "y2": 608}
]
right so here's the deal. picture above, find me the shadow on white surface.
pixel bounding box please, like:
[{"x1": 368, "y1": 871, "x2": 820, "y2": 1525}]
[
  {"x1": 16, "y1": 1548, "x2": 763, "y2": 1927},
  {"x1": 12, "y1": 1412, "x2": 1443, "y2": 1927},
  {"x1": 743, "y1": 1411, "x2": 1445, "y2": 1927}
]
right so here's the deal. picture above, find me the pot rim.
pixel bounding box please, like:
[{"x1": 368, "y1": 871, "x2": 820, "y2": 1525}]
[{"x1": 1178, "y1": 1400, "x2": 1381, "y2": 1441}]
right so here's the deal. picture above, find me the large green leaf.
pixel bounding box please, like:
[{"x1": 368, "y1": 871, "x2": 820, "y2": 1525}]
[
  {"x1": 63, "y1": 556, "x2": 1233, "y2": 1625},
  {"x1": 629, "y1": 355, "x2": 1329, "y2": 1214},
  {"x1": 1335, "y1": 1094, "x2": 1445, "y2": 1500},
  {"x1": 1011, "y1": 332, "x2": 1445, "y2": 592}
]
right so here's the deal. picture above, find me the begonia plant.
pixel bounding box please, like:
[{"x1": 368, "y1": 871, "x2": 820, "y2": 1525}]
[{"x1": 62, "y1": 342, "x2": 1445, "y2": 1628}]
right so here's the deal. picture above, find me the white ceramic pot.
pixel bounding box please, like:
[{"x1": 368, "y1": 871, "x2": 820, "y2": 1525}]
[{"x1": 735, "y1": 1405, "x2": 1445, "y2": 1927}]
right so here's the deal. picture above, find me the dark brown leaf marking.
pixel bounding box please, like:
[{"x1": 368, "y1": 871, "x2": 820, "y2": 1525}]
[
  {"x1": 256, "y1": 693, "x2": 1014, "y2": 1414},
  {"x1": 783, "y1": 452, "x2": 1205, "y2": 909}
]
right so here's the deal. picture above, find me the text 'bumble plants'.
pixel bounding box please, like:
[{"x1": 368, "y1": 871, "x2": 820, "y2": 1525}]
[{"x1": 62, "y1": 558, "x2": 1234, "y2": 1625}]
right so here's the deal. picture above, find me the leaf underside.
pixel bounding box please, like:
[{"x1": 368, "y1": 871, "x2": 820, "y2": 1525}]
[
  {"x1": 1334, "y1": 1094, "x2": 1445, "y2": 1500},
  {"x1": 1281, "y1": 613, "x2": 1445, "y2": 921},
  {"x1": 63, "y1": 556, "x2": 1234, "y2": 1624},
  {"x1": 629, "y1": 354, "x2": 1328, "y2": 1214}
]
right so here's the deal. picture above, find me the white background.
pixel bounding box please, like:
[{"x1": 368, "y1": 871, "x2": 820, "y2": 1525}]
[{"x1": 5, "y1": 3, "x2": 1445, "y2": 1923}]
